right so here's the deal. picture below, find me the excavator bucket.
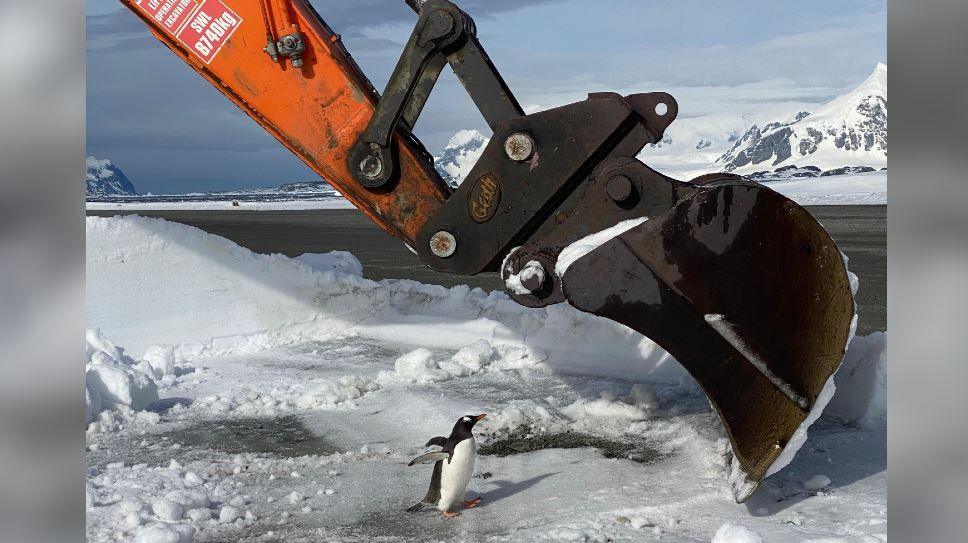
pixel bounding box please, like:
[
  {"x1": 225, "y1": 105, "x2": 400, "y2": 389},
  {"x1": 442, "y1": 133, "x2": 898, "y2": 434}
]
[{"x1": 559, "y1": 179, "x2": 855, "y2": 501}]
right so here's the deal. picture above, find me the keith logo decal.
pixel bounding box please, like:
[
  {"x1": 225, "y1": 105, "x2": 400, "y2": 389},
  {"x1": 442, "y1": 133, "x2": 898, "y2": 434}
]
[{"x1": 135, "y1": 0, "x2": 242, "y2": 65}]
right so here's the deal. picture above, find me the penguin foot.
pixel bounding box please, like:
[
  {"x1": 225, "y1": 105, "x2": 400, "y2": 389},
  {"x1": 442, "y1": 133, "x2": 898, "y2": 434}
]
[
  {"x1": 463, "y1": 497, "x2": 482, "y2": 508},
  {"x1": 443, "y1": 511, "x2": 461, "y2": 518}
]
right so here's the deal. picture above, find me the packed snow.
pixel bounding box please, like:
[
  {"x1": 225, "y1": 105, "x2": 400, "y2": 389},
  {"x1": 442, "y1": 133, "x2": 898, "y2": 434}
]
[
  {"x1": 86, "y1": 216, "x2": 886, "y2": 542},
  {"x1": 755, "y1": 170, "x2": 886, "y2": 206}
]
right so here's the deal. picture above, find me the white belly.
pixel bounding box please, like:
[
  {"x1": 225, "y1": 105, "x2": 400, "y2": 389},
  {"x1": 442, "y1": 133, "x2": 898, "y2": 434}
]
[{"x1": 437, "y1": 438, "x2": 476, "y2": 511}]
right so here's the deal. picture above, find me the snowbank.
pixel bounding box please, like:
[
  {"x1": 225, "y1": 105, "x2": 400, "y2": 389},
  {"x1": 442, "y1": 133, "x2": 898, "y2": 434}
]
[
  {"x1": 86, "y1": 215, "x2": 885, "y2": 431},
  {"x1": 824, "y1": 331, "x2": 887, "y2": 427},
  {"x1": 86, "y1": 215, "x2": 686, "y2": 383},
  {"x1": 295, "y1": 251, "x2": 363, "y2": 277}
]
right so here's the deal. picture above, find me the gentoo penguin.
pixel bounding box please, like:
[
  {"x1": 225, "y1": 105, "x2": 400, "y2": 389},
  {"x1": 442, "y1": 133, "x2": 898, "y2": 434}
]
[{"x1": 406, "y1": 414, "x2": 486, "y2": 517}]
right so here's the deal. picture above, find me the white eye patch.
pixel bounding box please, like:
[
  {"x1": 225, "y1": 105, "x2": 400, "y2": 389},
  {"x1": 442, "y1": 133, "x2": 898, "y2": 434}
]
[{"x1": 462, "y1": 417, "x2": 471, "y2": 422}]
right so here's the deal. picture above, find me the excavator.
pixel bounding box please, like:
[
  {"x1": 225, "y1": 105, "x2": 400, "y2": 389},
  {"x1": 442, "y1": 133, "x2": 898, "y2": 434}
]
[{"x1": 119, "y1": 0, "x2": 856, "y2": 502}]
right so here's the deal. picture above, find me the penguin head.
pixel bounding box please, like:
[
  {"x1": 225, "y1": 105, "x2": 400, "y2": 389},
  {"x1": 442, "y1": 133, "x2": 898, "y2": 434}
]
[{"x1": 453, "y1": 414, "x2": 487, "y2": 436}]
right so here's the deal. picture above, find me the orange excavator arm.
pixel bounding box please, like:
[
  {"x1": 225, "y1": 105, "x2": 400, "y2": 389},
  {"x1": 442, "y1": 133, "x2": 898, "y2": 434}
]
[
  {"x1": 119, "y1": 0, "x2": 450, "y2": 245},
  {"x1": 118, "y1": 0, "x2": 856, "y2": 504}
]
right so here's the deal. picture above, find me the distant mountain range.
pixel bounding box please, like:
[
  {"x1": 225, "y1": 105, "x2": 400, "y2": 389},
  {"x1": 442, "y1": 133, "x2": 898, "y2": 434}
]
[
  {"x1": 85, "y1": 161, "x2": 340, "y2": 200},
  {"x1": 86, "y1": 157, "x2": 137, "y2": 197},
  {"x1": 434, "y1": 64, "x2": 887, "y2": 184},
  {"x1": 718, "y1": 63, "x2": 886, "y2": 174},
  {"x1": 90, "y1": 65, "x2": 886, "y2": 197}
]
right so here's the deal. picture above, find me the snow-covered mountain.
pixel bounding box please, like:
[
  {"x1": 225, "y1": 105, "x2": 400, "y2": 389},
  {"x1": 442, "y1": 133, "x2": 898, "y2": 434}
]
[
  {"x1": 434, "y1": 129, "x2": 489, "y2": 186},
  {"x1": 717, "y1": 64, "x2": 887, "y2": 173},
  {"x1": 86, "y1": 156, "x2": 137, "y2": 197}
]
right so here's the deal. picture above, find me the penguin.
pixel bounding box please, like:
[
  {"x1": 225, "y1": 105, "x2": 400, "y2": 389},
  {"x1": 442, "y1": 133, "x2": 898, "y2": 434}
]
[{"x1": 406, "y1": 414, "x2": 487, "y2": 517}]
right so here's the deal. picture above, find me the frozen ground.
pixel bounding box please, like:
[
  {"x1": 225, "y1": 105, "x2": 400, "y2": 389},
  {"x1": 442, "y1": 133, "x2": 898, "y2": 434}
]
[
  {"x1": 759, "y1": 172, "x2": 886, "y2": 206},
  {"x1": 86, "y1": 216, "x2": 887, "y2": 542}
]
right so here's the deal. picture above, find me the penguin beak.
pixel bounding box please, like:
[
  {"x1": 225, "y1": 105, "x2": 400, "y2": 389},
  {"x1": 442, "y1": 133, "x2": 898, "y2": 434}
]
[{"x1": 474, "y1": 414, "x2": 487, "y2": 422}]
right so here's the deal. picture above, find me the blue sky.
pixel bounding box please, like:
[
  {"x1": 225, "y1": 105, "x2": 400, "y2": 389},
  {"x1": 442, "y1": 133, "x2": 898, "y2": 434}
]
[{"x1": 87, "y1": 0, "x2": 885, "y2": 193}]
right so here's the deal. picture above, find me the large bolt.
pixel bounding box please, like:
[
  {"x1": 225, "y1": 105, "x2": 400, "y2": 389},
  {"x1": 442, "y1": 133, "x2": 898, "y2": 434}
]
[
  {"x1": 429, "y1": 231, "x2": 457, "y2": 258},
  {"x1": 606, "y1": 175, "x2": 634, "y2": 204},
  {"x1": 519, "y1": 260, "x2": 547, "y2": 292},
  {"x1": 359, "y1": 153, "x2": 383, "y2": 180},
  {"x1": 504, "y1": 133, "x2": 535, "y2": 162}
]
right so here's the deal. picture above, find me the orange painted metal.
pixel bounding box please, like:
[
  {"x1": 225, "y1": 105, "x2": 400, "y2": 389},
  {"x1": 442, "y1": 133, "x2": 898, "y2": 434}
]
[{"x1": 118, "y1": 0, "x2": 451, "y2": 245}]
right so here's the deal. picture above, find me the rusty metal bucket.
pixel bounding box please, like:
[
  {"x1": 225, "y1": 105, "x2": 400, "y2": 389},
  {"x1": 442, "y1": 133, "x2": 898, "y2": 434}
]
[{"x1": 560, "y1": 179, "x2": 855, "y2": 501}]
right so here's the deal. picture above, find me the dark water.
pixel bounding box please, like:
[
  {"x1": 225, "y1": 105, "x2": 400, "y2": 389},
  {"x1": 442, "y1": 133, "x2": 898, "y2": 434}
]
[{"x1": 479, "y1": 429, "x2": 663, "y2": 464}]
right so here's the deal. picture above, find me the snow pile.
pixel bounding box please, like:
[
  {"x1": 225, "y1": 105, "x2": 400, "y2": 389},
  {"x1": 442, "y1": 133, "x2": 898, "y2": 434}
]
[
  {"x1": 86, "y1": 215, "x2": 686, "y2": 383},
  {"x1": 87, "y1": 215, "x2": 886, "y2": 426},
  {"x1": 711, "y1": 523, "x2": 763, "y2": 543},
  {"x1": 295, "y1": 375, "x2": 381, "y2": 409},
  {"x1": 86, "y1": 215, "x2": 372, "y2": 356},
  {"x1": 189, "y1": 372, "x2": 383, "y2": 417},
  {"x1": 139, "y1": 344, "x2": 178, "y2": 383},
  {"x1": 133, "y1": 522, "x2": 195, "y2": 543},
  {"x1": 442, "y1": 339, "x2": 495, "y2": 375},
  {"x1": 86, "y1": 329, "x2": 158, "y2": 423},
  {"x1": 825, "y1": 331, "x2": 887, "y2": 427},
  {"x1": 295, "y1": 251, "x2": 363, "y2": 277},
  {"x1": 378, "y1": 341, "x2": 541, "y2": 384},
  {"x1": 560, "y1": 384, "x2": 659, "y2": 424},
  {"x1": 381, "y1": 348, "x2": 453, "y2": 384},
  {"x1": 86, "y1": 455, "x2": 259, "y2": 542}
]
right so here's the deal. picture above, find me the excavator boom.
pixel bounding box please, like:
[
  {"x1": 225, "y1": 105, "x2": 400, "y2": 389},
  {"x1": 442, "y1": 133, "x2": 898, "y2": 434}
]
[
  {"x1": 118, "y1": 0, "x2": 855, "y2": 503},
  {"x1": 119, "y1": 0, "x2": 450, "y2": 244}
]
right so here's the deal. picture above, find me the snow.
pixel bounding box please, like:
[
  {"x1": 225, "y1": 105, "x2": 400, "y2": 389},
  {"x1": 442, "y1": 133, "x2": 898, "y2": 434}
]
[
  {"x1": 555, "y1": 217, "x2": 649, "y2": 276},
  {"x1": 825, "y1": 332, "x2": 888, "y2": 427},
  {"x1": 85, "y1": 215, "x2": 886, "y2": 542},
  {"x1": 504, "y1": 260, "x2": 545, "y2": 295},
  {"x1": 760, "y1": 171, "x2": 886, "y2": 206},
  {"x1": 802, "y1": 474, "x2": 832, "y2": 492},
  {"x1": 294, "y1": 251, "x2": 363, "y2": 277},
  {"x1": 86, "y1": 329, "x2": 159, "y2": 422},
  {"x1": 434, "y1": 129, "x2": 489, "y2": 185},
  {"x1": 218, "y1": 505, "x2": 240, "y2": 523},
  {"x1": 719, "y1": 64, "x2": 887, "y2": 175},
  {"x1": 151, "y1": 499, "x2": 184, "y2": 522},
  {"x1": 711, "y1": 523, "x2": 763, "y2": 543}
]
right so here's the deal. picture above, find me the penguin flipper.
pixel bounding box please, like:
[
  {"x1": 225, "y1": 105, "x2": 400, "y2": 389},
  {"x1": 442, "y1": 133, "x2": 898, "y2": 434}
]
[
  {"x1": 425, "y1": 436, "x2": 447, "y2": 448},
  {"x1": 407, "y1": 460, "x2": 443, "y2": 513},
  {"x1": 407, "y1": 451, "x2": 450, "y2": 466}
]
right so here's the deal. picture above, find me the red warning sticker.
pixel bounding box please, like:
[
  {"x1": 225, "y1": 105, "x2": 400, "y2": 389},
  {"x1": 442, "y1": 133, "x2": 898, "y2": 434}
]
[{"x1": 135, "y1": 0, "x2": 242, "y2": 65}]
